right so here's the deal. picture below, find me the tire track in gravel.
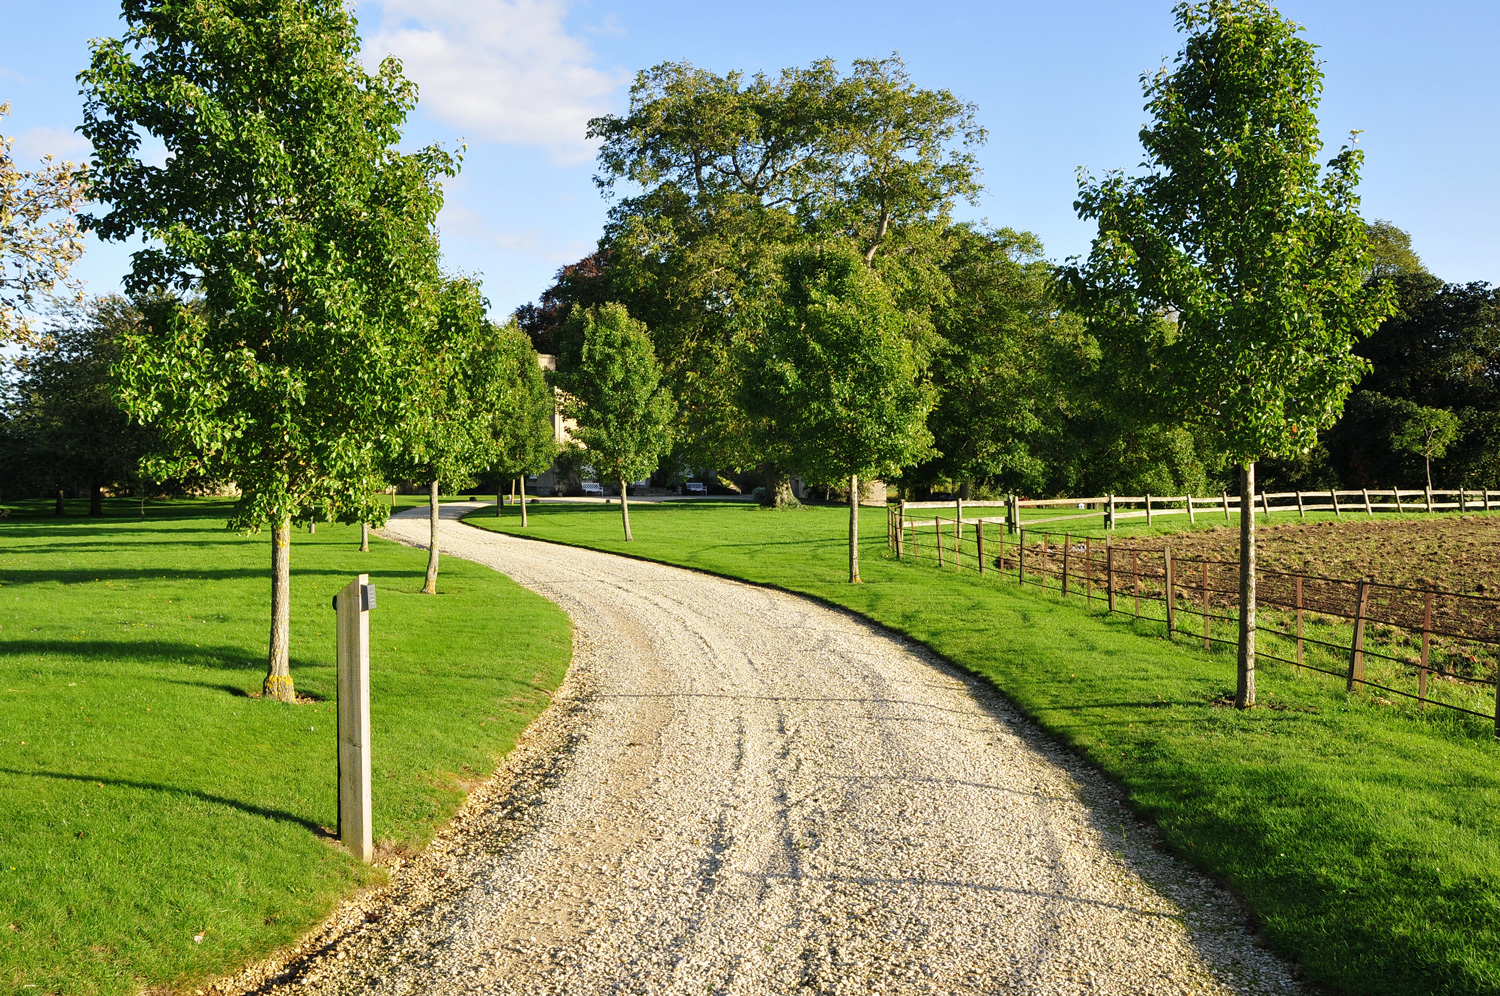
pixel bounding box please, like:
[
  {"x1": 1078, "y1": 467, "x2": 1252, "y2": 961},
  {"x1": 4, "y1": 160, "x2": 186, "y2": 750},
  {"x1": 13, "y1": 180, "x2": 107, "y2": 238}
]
[{"x1": 217, "y1": 502, "x2": 1304, "y2": 996}]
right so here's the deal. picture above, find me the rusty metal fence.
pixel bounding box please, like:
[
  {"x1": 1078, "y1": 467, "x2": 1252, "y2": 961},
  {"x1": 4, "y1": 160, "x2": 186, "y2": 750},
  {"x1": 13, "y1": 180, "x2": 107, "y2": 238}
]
[{"x1": 885, "y1": 505, "x2": 1500, "y2": 728}]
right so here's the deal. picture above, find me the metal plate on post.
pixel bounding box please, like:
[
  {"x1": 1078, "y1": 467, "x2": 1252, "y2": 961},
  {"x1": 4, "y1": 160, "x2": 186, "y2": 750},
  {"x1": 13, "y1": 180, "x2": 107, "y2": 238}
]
[{"x1": 335, "y1": 574, "x2": 373, "y2": 863}]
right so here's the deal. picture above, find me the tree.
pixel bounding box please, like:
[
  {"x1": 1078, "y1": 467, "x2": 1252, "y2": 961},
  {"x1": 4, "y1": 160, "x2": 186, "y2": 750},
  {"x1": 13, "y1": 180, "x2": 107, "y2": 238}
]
[
  {"x1": 582, "y1": 56, "x2": 982, "y2": 499},
  {"x1": 1, "y1": 102, "x2": 87, "y2": 351},
  {"x1": 1365, "y1": 219, "x2": 1426, "y2": 281},
  {"x1": 82, "y1": 0, "x2": 454, "y2": 702},
  {"x1": 739, "y1": 241, "x2": 935, "y2": 582},
  {"x1": 553, "y1": 303, "x2": 675, "y2": 541},
  {"x1": 1068, "y1": 0, "x2": 1392, "y2": 708},
  {"x1": 484, "y1": 320, "x2": 557, "y2": 527},
  {"x1": 1391, "y1": 401, "x2": 1460, "y2": 491},
  {"x1": 387, "y1": 278, "x2": 510, "y2": 594}
]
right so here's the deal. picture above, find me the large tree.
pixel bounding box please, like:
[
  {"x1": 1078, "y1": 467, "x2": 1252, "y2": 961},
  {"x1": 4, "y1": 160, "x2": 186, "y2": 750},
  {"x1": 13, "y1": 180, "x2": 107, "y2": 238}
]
[
  {"x1": 1068, "y1": 0, "x2": 1392, "y2": 708},
  {"x1": 1, "y1": 102, "x2": 87, "y2": 351},
  {"x1": 82, "y1": 0, "x2": 453, "y2": 702},
  {"x1": 553, "y1": 303, "x2": 675, "y2": 541},
  {"x1": 739, "y1": 241, "x2": 935, "y2": 582}
]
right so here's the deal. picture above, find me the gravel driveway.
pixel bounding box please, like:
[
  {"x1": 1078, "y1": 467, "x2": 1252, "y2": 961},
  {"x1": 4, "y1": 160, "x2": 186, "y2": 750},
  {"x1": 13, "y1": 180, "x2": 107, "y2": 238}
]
[{"x1": 222, "y1": 502, "x2": 1301, "y2": 996}]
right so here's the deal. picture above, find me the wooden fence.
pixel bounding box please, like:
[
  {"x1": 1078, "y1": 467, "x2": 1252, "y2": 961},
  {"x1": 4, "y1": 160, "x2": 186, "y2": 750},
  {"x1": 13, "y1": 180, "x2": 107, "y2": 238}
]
[
  {"x1": 884, "y1": 507, "x2": 1500, "y2": 731},
  {"x1": 890, "y1": 487, "x2": 1500, "y2": 534}
]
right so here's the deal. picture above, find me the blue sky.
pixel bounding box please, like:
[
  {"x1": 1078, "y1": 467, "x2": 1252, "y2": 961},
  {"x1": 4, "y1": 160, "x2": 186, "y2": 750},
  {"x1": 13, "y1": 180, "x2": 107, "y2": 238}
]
[{"x1": 2, "y1": 0, "x2": 1496, "y2": 319}]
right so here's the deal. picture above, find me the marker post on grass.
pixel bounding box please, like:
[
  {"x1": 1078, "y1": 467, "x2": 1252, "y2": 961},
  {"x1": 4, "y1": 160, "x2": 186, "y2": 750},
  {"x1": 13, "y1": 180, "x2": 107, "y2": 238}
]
[{"x1": 333, "y1": 574, "x2": 375, "y2": 862}]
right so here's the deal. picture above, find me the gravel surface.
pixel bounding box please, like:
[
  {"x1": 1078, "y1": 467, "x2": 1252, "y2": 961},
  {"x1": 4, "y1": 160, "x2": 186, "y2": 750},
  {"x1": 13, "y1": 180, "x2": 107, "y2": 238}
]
[{"x1": 216, "y1": 502, "x2": 1303, "y2": 996}]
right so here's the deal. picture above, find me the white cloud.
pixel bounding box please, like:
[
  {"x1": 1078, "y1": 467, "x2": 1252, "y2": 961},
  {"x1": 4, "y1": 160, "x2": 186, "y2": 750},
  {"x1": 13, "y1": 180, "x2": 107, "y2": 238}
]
[
  {"x1": 366, "y1": 0, "x2": 625, "y2": 163},
  {"x1": 11, "y1": 126, "x2": 91, "y2": 165}
]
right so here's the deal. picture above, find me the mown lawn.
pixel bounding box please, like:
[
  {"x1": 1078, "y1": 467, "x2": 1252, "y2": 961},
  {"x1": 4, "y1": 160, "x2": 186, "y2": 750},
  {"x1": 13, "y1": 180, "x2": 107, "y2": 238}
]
[
  {"x1": 468, "y1": 498, "x2": 1500, "y2": 996},
  {"x1": 0, "y1": 500, "x2": 570, "y2": 995}
]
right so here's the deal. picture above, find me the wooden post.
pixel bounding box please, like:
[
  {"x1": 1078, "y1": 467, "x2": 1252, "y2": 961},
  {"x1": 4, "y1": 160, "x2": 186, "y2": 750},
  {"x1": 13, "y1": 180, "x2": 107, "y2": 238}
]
[
  {"x1": 1085, "y1": 537, "x2": 1093, "y2": 603},
  {"x1": 935, "y1": 518, "x2": 944, "y2": 567},
  {"x1": 1133, "y1": 549, "x2": 1141, "y2": 617},
  {"x1": 1107, "y1": 493, "x2": 1116, "y2": 531},
  {"x1": 1007, "y1": 495, "x2": 1017, "y2": 535},
  {"x1": 1106, "y1": 539, "x2": 1115, "y2": 613},
  {"x1": 897, "y1": 503, "x2": 907, "y2": 559},
  {"x1": 1202, "y1": 559, "x2": 1211, "y2": 650},
  {"x1": 953, "y1": 515, "x2": 962, "y2": 570},
  {"x1": 1419, "y1": 589, "x2": 1432, "y2": 711},
  {"x1": 1363, "y1": 488, "x2": 1373, "y2": 516},
  {"x1": 1222, "y1": 491, "x2": 1231, "y2": 521},
  {"x1": 1062, "y1": 533, "x2": 1071, "y2": 596},
  {"x1": 1187, "y1": 493, "x2": 1196, "y2": 525},
  {"x1": 1018, "y1": 528, "x2": 1026, "y2": 586},
  {"x1": 1262, "y1": 491, "x2": 1272, "y2": 521},
  {"x1": 1295, "y1": 576, "x2": 1304, "y2": 673},
  {"x1": 1165, "y1": 544, "x2": 1175, "y2": 639},
  {"x1": 977, "y1": 521, "x2": 986, "y2": 575},
  {"x1": 334, "y1": 574, "x2": 374, "y2": 864},
  {"x1": 1145, "y1": 494, "x2": 1153, "y2": 526},
  {"x1": 1486, "y1": 490, "x2": 1493, "y2": 512},
  {"x1": 1330, "y1": 489, "x2": 1341, "y2": 517},
  {"x1": 1392, "y1": 488, "x2": 1403, "y2": 514},
  {"x1": 1296, "y1": 491, "x2": 1306, "y2": 519},
  {"x1": 1347, "y1": 579, "x2": 1370, "y2": 693}
]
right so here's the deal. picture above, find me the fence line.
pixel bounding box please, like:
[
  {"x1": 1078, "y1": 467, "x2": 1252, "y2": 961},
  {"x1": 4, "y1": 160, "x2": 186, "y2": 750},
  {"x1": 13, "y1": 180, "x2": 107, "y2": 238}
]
[
  {"x1": 883, "y1": 505, "x2": 1500, "y2": 731},
  {"x1": 895, "y1": 487, "x2": 1500, "y2": 533}
]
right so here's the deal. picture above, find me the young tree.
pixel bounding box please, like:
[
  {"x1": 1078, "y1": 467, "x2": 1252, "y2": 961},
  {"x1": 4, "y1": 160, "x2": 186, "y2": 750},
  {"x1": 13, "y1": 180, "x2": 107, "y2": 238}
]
[
  {"x1": 739, "y1": 241, "x2": 935, "y2": 582},
  {"x1": 553, "y1": 303, "x2": 675, "y2": 541},
  {"x1": 484, "y1": 320, "x2": 557, "y2": 527},
  {"x1": 1068, "y1": 0, "x2": 1393, "y2": 708},
  {"x1": 82, "y1": 0, "x2": 453, "y2": 702},
  {"x1": 1, "y1": 102, "x2": 87, "y2": 351},
  {"x1": 1391, "y1": 401, "x2": 1460, "y2": 490},
  {"x1": 388, "y1": 278, "x2": 510, "y2": 594}
]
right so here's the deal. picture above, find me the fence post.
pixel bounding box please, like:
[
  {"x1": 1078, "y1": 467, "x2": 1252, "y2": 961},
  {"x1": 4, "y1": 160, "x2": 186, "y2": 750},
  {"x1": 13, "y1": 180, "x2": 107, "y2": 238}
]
[
  {"x1": 977, "y1": 521, "x2": 986, "y2": 575},
  {"x1": 897, "y1": 501, "x2": 906, "y2": 559},
  {"x1": 1295, "y1": 575, "x2": 1304, "y2": 673},
  {"x1": 1165, "y1": 544, "x2": 1175, "y2": 639},
  {"x1": 1420, "y1": 589, "x2": 1432, "y2": 711},
  {"x1": 1018, "y1": 527, "x2": 1026, "y2": 586},
  {"x1": 1330, "y1": 489, "x2": 1341, "y2": 517},
  {"x1": 1145, "y1": 494, "x2": 1153, "y2": 526},
  {"x1": 1392, "y1": 488, "x2": 1403, "y2": 514},
  {"x1": 1486, "y1": 490, "x2": 1493, "y2": 512},
  {"x1": 1062, "y1": 533, "x2": 1071, "y2": 596},
  {"x1": 1222, "y1": 491, "x2": 1231, "y2": 521},
  {"x1": 953, "y1": 514, "x2": 962, "y2": 570},
  {"x1": 1363, "y1": 489, "x2": 1373, "y2": 516},
  {"x1": 935, "y1": 518, "x2": 944, "y2": 567},
  {"x1": 1261, "y1": 491, "x2": 1272, "y2": 521},
  {"x1": 1347, "y1": 579, "x2": 1370, "y2": 693},
  {"x1": 1202, "y1": 559, "x2": 1211, "y2": 650},
  {"x1": 1106, "y1": 493, "x2": 1116, "y2": 531},
  {"x1": 1460, "y1": 488, "x2": 1467, "y2": 513},
  {"x1": 1106, "y1": 538, "x2": 1115, "y2": 613},
  {"x1": 1187, "y1": 493, "x2": 1196, "y2": 525},
  {"x1": 334, "y1": 574, "x2": 374, "y2": 864}
]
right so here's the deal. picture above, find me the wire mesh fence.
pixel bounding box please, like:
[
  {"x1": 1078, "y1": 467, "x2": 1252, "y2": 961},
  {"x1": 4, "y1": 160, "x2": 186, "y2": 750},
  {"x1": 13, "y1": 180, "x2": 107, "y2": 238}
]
[{"x1": 886, "y1": 504, "x2": 1500, "y2": 728}]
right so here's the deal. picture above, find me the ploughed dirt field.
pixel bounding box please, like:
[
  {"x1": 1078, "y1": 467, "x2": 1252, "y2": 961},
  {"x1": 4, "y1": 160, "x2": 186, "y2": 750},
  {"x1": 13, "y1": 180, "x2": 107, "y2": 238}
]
[{"x1": 1124, "y1": 515, "x2": 1500, "y2": 596}]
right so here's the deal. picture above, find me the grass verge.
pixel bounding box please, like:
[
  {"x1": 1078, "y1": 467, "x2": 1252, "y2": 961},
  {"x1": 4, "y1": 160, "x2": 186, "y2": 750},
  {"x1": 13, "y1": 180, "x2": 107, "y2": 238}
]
[
  {"x1": 466, "y1": 498, "x2": 1500, "y2": 996},
  {"x1": 0, "y1": 500, "x2": 570, "y2": 995}
]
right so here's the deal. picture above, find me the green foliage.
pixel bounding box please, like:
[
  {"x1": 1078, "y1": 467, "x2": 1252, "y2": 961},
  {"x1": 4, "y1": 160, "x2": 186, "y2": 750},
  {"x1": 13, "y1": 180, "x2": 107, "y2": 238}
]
[
  {"x1": 483, "y1": 320, "x2": 558, "y2": 482},
  {"x1": 737, "y1": 242, "x2": 936, "y2": 485},
  {"x1": 554, "y1": 303, "x2": 676, "y2": 488},
  {"x1": 0, "y1": 502, "x2": 570, "y2": 995},
  {"x1": 80, "y1": 0, "x2": 455, "y2": 532},
  {"x1": 1068, "y1": 0, "x2": 1393, "y2": 465},
  {"x1": 1365, "y1": 219, "x2": 1427, "y2": 280}
]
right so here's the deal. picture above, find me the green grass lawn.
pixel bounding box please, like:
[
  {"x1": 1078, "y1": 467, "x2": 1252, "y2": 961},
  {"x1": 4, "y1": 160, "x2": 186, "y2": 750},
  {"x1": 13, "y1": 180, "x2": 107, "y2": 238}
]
[
  {"x1": 0, "y1": 500, "x2": 570, "y2": 995},
  {"x1": 468, "y1": 498, "x2": 1500, "y2": 996}
]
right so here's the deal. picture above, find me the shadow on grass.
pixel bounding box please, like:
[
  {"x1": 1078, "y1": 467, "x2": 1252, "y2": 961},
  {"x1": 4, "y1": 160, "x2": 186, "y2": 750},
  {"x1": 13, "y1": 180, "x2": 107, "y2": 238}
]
[
  {"x1": 0, "y1": 638, "x2": 332, "y2": 674},
  {"x1": 0, "y1": 767, "x2": 332, "y2": 837},
  {"x1": 0, "y1": 565, "x2": 426, "y2": 587}
]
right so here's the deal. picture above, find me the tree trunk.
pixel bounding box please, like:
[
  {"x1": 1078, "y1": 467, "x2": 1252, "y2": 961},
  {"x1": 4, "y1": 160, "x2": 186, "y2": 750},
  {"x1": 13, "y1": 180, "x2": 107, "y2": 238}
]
[
  {"x1": 264, "y1": 518, "x2": 295, "y2": 702},
  {"x1": 308, "y1": 520, "x2": 315, "y2": 534},
  {"x1": 1236, "y1": 461, "x2": 1257, "y2": 709},
  {"x1": 958, "y1": 479, "x2": 972, "y2": 501},
  {"x1": 519, "y1": 477, "x2": 529, "y2": 527},
  {"x1": 496, "y1": 480, "x2": 504, "y2": 516},
  {"x1": 422, "y1": 480, "x2": 440, "y2": 594},
  {"x1": 619, "y1": 477, "x2": 633, "y2": 541},
  {"x1": 360, "y1": 521, "x2": 369, "y2": 552},
  {"x1": 89, "y1": 482, "x2": 103, "y2": 517},
  {"x1": 758, "y1": 463, "x2": 796, "y2": 507},
  {"x1": 1426, "y1": 454, "x2": 1433, "y2": 492},
  {"x1": 54, "y1": 489, "x2": 64, "y2": 516},
  {"x1": 849, "y1": 474, "x2": 861, "y2": 583}
]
